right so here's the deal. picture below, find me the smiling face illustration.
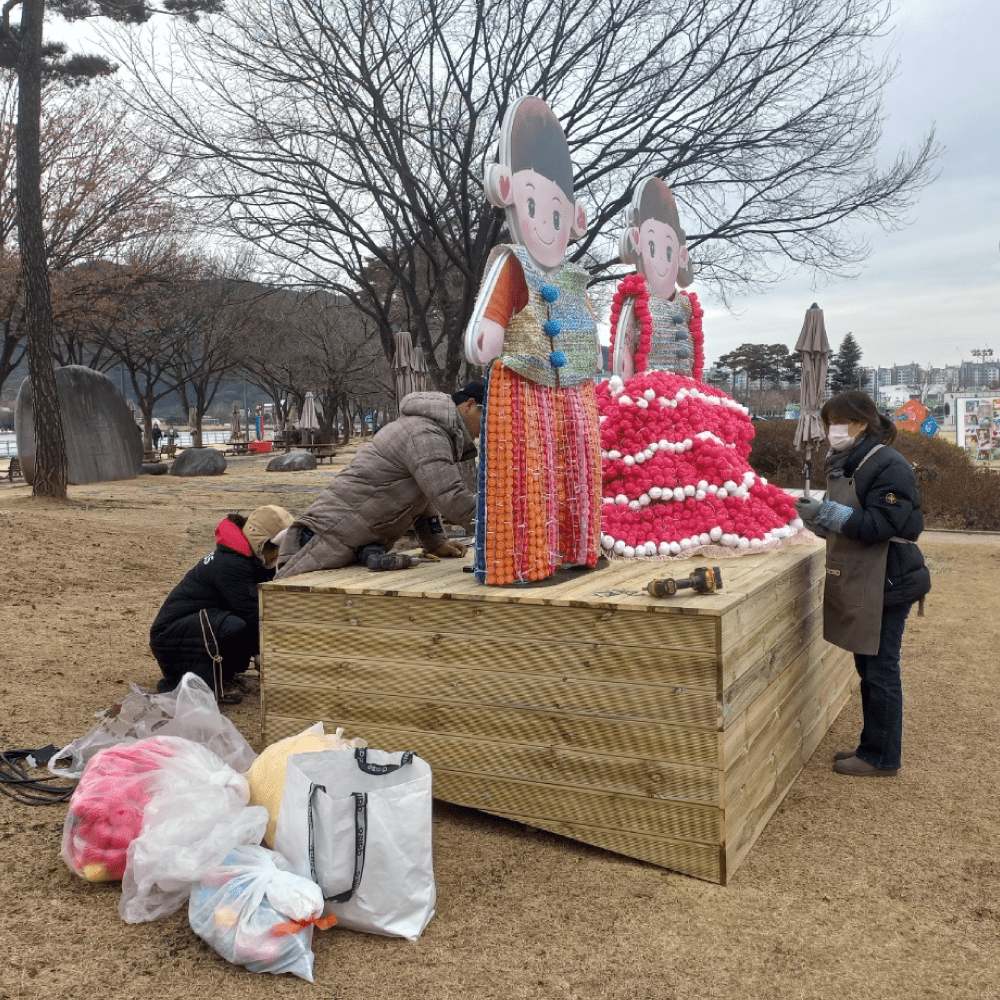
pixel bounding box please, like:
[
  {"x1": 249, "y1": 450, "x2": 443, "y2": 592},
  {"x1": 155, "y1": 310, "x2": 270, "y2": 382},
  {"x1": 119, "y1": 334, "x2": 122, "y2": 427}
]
[
  {"x1": 637, "y1": 217, "x2": 682, "y2": 298},
  {"x1": 509, "y1": 169, "x2": 572, "y2": 271}
]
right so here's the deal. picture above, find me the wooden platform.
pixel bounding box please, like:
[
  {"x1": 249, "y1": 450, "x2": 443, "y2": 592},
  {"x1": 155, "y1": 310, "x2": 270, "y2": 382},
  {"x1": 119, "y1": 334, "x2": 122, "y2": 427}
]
[{"x1": 258, "y1": 539, "x2": 853, "y2": 884}]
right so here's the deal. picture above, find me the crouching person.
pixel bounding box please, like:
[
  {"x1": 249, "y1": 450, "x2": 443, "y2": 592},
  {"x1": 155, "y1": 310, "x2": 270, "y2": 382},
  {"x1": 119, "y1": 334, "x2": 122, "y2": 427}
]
[
  {"x1": 275, "y1": 383, "x2": 484, "y2": 579},
  {"x1": 151, "y1": 505, "x2": 294, "y2": 703}
]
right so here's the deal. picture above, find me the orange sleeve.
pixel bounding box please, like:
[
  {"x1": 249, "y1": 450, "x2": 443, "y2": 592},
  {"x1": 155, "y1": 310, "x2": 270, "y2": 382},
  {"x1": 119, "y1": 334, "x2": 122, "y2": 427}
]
[{"x1": 483, "y1": 254, "x2": 530, "y2": 328}]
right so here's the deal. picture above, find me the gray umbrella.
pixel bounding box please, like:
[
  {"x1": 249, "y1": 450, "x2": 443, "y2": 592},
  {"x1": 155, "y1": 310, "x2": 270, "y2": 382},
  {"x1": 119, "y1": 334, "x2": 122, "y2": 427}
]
[
  {"x1": 793, "y1": 303, "x2": 831, "y2": 497},
  {"x1": 393, "y1": 330, "x2": 421, "y2": 407},
  {"x1": 298, "y1": 392, "x2": 321, "y2": 445}
]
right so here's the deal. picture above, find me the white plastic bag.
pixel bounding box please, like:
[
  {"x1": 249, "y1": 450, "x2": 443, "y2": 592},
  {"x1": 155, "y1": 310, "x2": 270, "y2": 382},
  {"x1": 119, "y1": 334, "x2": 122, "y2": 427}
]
[
  {"x1": 118, "y1": 736, "x2": 269, "y2": 923},
  {"x1": 189, "y1": 845, "x2": 333, "y2": 981},
  {"x1": 49, "y1": 673, "x2": 257, "y2": 780},
  {"x1": 274, "y1": 746, "x2": 435, "y2": 940}
]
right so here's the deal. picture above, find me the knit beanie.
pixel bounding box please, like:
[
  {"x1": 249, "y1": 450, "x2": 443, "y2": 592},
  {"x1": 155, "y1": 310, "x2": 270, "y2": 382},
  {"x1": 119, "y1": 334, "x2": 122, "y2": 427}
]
[{"x1": 243, "y1": 505, "x2": 295, "y2": 566}]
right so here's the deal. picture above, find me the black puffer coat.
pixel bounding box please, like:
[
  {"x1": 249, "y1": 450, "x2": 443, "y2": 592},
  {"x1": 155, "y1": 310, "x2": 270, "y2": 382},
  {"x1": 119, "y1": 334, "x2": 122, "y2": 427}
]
[
  {"x1": 832, "y1": 433, "x2": 931, "y2": 608},
  {"x1": 150, "y1": 517, "x2": 274, "y2": 687}
]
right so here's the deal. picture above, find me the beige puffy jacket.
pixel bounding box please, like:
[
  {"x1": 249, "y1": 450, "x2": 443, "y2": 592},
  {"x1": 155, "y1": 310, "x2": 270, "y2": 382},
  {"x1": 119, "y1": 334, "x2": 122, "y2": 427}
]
[{"x1": 275, "y1": 392, "x2": 476, "y2": 579}]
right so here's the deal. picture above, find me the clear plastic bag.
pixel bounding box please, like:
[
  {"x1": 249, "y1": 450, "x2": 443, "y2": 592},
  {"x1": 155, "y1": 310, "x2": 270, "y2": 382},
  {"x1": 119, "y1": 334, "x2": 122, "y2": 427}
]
[
  {"x1": 61, "y1": 738, "x2": 178, "y2": 883},
  {"x1": 49, "y1": 673, "x2": 257, "y2": 781},
  {"x1": 189, "y1": 845, "x2": 333, "y2": 982},
  {"x1": 115, "y1": 736, "x2": 269, "y2": 923}
]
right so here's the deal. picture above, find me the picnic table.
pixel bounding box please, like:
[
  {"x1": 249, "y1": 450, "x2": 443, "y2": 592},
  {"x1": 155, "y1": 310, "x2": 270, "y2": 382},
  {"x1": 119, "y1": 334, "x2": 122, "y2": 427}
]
[{"x1": 295, "y1": 443, "x2": 338, "y2": 464}]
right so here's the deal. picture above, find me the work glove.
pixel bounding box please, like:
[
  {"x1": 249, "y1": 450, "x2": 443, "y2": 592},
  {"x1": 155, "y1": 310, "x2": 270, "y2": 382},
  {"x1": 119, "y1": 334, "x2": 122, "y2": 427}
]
[
  {"x1": 813, "y1": 499, "x2": 853, "y2": 533},
  {"x1": 431, "y1": 540, "x2": 467, "y2": 558},
  {"x1": 794, "y1": 496, "x2": 823, "y2": 523}
]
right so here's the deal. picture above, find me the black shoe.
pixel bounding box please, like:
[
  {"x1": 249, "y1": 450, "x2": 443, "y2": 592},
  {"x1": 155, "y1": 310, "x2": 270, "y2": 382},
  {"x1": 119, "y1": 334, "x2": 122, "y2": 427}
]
[{"x1": 216, "y1": 686, "x2": 243, "y2": 706}]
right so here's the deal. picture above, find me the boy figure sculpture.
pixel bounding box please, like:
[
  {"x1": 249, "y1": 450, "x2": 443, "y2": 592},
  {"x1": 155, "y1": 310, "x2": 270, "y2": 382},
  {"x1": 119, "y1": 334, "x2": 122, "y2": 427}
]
[{"x1": 465, "y1": 95, "x2": 602, "y2": 585}]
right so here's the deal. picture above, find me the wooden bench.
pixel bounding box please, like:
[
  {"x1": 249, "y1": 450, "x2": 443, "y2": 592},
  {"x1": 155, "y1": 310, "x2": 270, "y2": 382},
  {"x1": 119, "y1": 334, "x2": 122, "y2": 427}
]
[
  {"x1": 296, "y1": 444, "x2": 338, "y2": 464},
  {"x1": 226, "y1": 440, "x2": 250, "y2": 456},
  {"x1": 6, "y1": 457, "x2": 21, "y2": 480}
]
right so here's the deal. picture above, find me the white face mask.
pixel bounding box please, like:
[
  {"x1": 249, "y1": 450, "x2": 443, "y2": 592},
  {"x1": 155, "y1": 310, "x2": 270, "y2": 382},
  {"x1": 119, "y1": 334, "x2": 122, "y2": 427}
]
[{"x1": 827, "y1": 423, "x2": 857, "y2": 451}]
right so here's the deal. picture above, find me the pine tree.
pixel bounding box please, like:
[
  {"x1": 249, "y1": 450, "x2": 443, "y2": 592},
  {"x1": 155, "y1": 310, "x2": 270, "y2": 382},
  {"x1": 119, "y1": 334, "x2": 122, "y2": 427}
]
[
  {"x1": 0, "y1": 0, "x2": 221, "y2": 498},
  {"x1": 829, "y1": 332, "x2": 864, "y2": 393}
]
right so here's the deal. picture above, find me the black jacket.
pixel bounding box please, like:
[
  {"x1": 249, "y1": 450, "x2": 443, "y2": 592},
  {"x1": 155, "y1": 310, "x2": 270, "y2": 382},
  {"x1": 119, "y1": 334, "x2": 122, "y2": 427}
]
[
  {"x1": 150, "y1": 518, "x2": 274, "y2": 681},
  {"x1": 832, "y1": 433, "x2": 931, "y2": 607}
]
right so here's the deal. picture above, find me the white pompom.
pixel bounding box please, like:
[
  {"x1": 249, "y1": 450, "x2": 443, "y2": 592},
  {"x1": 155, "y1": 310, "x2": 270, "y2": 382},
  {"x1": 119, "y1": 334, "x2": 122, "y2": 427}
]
[
  {"x1": 658, "y1": 541, "x2": 671, "y2": 556},
  {"x1": 682, "y1": 438, "x2": 693, "y2": 450},
  {"x1": 759, "y1": 476, "x2": 768, "y2": 486},
  {"x1": 601, "y1": 534, "x2": 614, "y2": 549},
  {"x1": 699, "y1": 532, "x2": 711, "y2": 546},
  {"x1": 624, "y1": 455, "x2": 635, "y2": 466},
  {"x1": 750, "y1": 537, "x2": 762, "y2": 549},
  {"x1": 613, "y1": 539, "x2": 626, "y2": 554},
  {"x1": 658, "y1": 438, "x2": 670, "y2": 450},
  {"x1": 791, "y1": 517, "x2": 804, "y2": 529},
  {"x1": 639, "y1": 493, "x2": 651, "y2": 506},
  {"x1": 628, "y1": 500, "x2": 641, "y2": 510},
  {"x1": 723, "y1": 480, "x2": 738, "y2": 493},
  {"x1": 623, "y1": 545, "x2": 636, "y2": 559},
  {"x1": 716, "y1": 487, "x2": 728, "y2": 498},
  {"x1": 634, "y1": 451, "x2": 646, "y2": 464},
  {"x1": 737, "y1": 537, "x2": 750, "y2": 550},
  {"x1": 615, "y1": 493, "x2": 628, "y2": 505},
  {"x1": 695, "y1": 489, "x2": 707, "y2": 501},
  {"x1": 644, "y1": 542, "x2": 657, "y2": 557},
  {"x1": 636, "y1": 398, "x2": 648, "y2": 409},
  {"x1": 709, "y1": 526, "x2": 723, "y2": 542},
  {"x1": 707, "y1": 484, "x2": 719, "y2": 495},
  {"x1": 648, "y1": 441, "x2": 659, "y2": 453},
  {"x1": 609, "y1": 375, "x2": 624, "y2": 393},
  {"x1": 644, "y1": 388, "x2": 656, "y2": 400},
  {"x1": 619, "y1": 395, "x2": 633, "y2": 406},
  {"x1": 697, "y1": 480, "x2": 708, "y2": 491},
  {"x1": 684, "y1": 484, "x2": 696, "y2": 497},
  {"x1": 669, "y1": 541, "x2": 682, "y2": 555},
  {"x1": 721, "y1": 533, "x2": 736, "y2": 547},
  {"x1": 679, "y1": 538, "x2": 692, "y2": 550},
  {"x1": 672, "y1": 487, "x2": 685, "y2": 502},
  {"x1": 649, "y1": 486, "x2": 663, "y2": 500},
  {"x1": 608, "y1": 450, "x2": 621, "y2": 460}
]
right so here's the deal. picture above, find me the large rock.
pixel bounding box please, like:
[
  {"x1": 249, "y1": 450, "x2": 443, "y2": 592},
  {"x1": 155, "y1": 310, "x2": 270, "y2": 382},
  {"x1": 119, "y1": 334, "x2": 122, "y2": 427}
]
[
  {"x1": 169, "y1": 448, "x2": 227, "y2": 477},
  {"x1": 141, "y1": 462, "x2": 169, "y2": 476},
  {"x1": 266, "y1": 450, "x2": 317, "y2": 472},
  {"x1": 14, "y1": 366, "x2": 142, "y2": 485}
]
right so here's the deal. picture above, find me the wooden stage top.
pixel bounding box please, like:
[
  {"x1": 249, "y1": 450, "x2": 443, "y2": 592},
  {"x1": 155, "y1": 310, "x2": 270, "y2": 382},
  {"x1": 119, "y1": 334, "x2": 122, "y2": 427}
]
[{"x1": 261, "y1": 536, "x2": 824, "y2": 619}]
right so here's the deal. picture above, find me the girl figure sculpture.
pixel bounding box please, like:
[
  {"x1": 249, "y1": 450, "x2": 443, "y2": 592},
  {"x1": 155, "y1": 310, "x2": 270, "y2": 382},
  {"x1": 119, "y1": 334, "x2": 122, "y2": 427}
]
[
  {"x1": 598, "y1": 177, "x2": 799, "y2": 558},
  {"x1": 465, "y1": 96, "x2": 602, "y2": 585}
]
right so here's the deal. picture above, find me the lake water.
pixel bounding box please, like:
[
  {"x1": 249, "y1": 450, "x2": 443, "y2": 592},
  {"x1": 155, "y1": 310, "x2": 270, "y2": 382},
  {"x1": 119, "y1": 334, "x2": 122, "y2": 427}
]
[{"x1": 0, "y1": 428, "x2": 235, "y2": 459}]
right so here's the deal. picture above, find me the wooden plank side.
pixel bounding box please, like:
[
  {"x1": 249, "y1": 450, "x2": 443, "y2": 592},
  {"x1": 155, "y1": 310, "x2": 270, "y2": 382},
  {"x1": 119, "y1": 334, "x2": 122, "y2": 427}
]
[
  {"x1": 304, "y1": 724, "x2": 721, "y2": 805},
  {"x1": 262, "y1": 692, "x2": 722, "y2": 769},
  {"x1": 428, "y1": 769, "x2": 720, "y2": 845},
  {"x1": 262, "y1": 620, "x2": 719, "y2": 691},
  {"x1": 721, "y1": 643, "x2": 853, "y2": 874},
  {"x1": 262, "y1": 590, "x2": 719, "y2": 651},
  {"x1": 720, "y1": 595, "x2": 825, "y2": 726},
  {"x1": 264, "y1": 656, "x2": 720, "y2": 728},
  {"x1": 723, "y1": 668, "x2": 854, "y2": 880},
  {"x1": 444, "y1": 801, "x2": 725, "y2": 883}
]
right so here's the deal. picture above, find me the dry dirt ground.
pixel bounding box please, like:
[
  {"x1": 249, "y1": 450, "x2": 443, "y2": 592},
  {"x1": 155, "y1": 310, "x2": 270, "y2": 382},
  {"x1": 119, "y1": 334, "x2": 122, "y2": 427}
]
[{"x1": 1, "y1": 453, "x2": 998, "y2": 1000}]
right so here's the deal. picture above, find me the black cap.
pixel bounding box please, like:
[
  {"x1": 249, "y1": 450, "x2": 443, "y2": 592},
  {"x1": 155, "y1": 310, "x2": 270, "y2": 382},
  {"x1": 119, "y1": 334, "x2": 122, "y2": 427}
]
[{"x1": 451, "y1": 380, "x2": 486, "y2": 407}]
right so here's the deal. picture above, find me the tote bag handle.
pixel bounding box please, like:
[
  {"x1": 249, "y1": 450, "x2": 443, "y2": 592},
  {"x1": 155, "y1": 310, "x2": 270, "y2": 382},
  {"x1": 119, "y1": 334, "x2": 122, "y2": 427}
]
[{"x1": 307, "y1": 750, "x2": 416, "y2": 904}]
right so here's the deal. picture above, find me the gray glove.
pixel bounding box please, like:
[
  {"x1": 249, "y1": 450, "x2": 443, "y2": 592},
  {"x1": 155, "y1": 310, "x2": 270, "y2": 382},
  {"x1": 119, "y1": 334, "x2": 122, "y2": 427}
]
[{"x1": 794, "y1": 496, "x2": 823, "y2": 523}]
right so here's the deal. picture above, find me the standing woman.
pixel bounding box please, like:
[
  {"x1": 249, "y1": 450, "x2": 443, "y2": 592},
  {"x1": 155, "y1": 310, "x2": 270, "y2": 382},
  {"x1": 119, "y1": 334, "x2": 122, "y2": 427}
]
[{"x1": 795, "y1": 390, "x2": 931, "y2": 777}]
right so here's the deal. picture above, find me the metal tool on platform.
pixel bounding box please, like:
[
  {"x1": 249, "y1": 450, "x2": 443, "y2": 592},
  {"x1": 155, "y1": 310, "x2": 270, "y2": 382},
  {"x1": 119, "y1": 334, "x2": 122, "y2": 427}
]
[
  {"x1": 366, "y1": 552, "x2": 439, "y2": 571},
  {"x1": 646, "y1": 566, "x2": 722, "y2": 598}
]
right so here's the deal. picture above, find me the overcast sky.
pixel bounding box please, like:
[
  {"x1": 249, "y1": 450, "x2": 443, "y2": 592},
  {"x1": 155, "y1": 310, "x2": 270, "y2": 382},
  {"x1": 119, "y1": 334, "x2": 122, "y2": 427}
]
[
  {"x1": 48, "y1": 3, "x2": 996, "y2": 374},
  {"x1": 702, "y1": 0, "x2": 1000, "y2": 372}
]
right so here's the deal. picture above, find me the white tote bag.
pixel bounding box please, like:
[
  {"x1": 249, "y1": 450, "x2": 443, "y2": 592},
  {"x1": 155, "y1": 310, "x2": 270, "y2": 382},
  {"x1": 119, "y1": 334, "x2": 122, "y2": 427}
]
[{"x1": 273, "y1": 746, "x2": 435, "y2": 940}]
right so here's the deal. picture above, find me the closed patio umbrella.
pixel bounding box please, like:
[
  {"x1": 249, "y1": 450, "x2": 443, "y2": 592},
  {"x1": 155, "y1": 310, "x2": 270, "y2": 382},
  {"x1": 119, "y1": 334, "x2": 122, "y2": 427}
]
[
  {"x1": 393, "y1": 330, "x2": 420, "y2": 407},
  {"x1": 298, "y1": 392, "x2": 321, "y2": 445},
  {"x1": 230, "y1": 402, "x2": 243, "y2": 442},
  {"x1": 793, "y1": 303, "x2": 831, "y2": 497}
]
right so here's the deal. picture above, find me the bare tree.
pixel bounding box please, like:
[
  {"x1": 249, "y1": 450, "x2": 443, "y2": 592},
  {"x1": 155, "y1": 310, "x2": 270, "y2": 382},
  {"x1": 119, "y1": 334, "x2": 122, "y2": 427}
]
[{"x1": 110, "y1": 0, "x2": 939, "y2": 389}]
